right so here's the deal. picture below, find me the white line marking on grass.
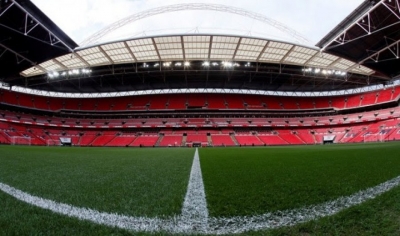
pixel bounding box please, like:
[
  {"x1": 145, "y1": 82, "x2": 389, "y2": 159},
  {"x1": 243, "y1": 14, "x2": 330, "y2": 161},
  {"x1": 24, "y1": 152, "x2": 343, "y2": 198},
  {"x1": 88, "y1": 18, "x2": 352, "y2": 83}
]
[
  {"x1": 1, "y1": 150, "x2": 400, "y2": 234},
  {"x1": 179, "y1": 148, "x2": 209, "y2": 233},
  {"x1": 207, "y1": 175, "x2": 400, "y2": 234},
  {"x1": 0, "y1": 181, "x2": 176, "y2": 233}
]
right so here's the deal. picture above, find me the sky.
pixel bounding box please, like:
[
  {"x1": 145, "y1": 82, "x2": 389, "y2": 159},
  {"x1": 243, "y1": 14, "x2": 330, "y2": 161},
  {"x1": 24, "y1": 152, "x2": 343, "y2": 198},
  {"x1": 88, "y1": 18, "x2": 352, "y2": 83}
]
[{"x1": 31, "y1": 0, "x2": 364, "y2": 47}]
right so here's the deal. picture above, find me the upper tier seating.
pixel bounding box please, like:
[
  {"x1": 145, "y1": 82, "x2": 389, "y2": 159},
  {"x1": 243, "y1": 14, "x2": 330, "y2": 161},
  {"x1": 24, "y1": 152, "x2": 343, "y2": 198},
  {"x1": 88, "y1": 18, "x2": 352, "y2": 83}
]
[{"x1": 2, "y1": 86, "x2": 399, "y2": 112}]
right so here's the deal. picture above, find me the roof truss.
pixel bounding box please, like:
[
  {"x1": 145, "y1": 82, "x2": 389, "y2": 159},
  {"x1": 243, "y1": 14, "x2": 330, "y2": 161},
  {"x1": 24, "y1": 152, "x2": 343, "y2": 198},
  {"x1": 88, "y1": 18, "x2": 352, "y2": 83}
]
[{"x1": 21, "y1": 35, "x2": 376, "y2": 77}]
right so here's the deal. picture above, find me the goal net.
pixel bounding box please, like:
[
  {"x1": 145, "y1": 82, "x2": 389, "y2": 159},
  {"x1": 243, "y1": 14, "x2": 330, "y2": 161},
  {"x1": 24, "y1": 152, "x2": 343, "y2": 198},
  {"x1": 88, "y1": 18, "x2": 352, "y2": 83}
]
[
  {"x1": 11, "y1": 136, "x2": 32, "y2": 146},
  {"x1": 364, "y1": 133, "x2": 384, "y2": 143},
  {"x1": 47, "y1": 139, "x2": 61, "y2": 146}
]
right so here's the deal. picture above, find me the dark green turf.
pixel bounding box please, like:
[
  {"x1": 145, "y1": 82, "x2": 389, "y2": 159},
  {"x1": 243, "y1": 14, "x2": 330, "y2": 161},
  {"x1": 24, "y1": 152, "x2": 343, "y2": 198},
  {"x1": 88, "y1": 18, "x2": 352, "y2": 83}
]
[
  {"x1": 238, "y1": 185, "x2": 400, "y2": 236},
  {"x1": 2, "y1": 143, "x2": 400, "y2": 235},
  {"x1": 0, "y1": 145, "x2": 194, "y2": 218},
  {"x1": 200, "y1": 142, "x2": 400, "y2": 217},
  {"x1": 0, "y1": 191, "x2": 133, "y2": 236}
]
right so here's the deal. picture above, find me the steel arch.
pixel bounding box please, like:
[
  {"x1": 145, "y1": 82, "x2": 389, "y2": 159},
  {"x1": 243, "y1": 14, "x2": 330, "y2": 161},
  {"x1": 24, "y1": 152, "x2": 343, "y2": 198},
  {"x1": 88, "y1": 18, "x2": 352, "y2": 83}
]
[{"x1": 80, "y1": 3, "x2": 311, "y2": 46}]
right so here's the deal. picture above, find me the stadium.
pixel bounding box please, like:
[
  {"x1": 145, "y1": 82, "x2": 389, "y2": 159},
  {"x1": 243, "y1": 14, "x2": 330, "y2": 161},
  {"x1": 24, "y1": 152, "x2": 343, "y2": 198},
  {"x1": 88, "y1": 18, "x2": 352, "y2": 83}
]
[{"x1": 1, "y1": 0, "x2": 400, "y2": 234}]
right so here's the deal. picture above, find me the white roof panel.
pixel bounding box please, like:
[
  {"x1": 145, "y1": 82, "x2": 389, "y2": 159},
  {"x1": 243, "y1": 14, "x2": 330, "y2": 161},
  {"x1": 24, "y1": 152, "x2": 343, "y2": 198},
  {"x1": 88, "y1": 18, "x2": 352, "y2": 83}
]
[
  {"x1": 212, "y1": 42, "x2": 237, "y2": 49},
  {"x1": 240, "y1": 38, "x2": 267, "y2": 46},
  {"x1": 213, "y1": 36, "x2": 240, "y2": 43},
  {"x1": 184, "y1": 42, "x2": 209, "y2": 49},
  {"x1": 101, "y1": 42, "x2": 126, "y2": 50},
  {"x1": 268, "y1": 41, "x2": 292, "y2": 49},
  {"x1": 293, "y1": 46, "x2": 315, "y2": 55},
  {"x1": 56, "y1": 54, "x2": 87, "y2": 68},
  {"x1": 39, "y1": 60, "x2": 64, "y2": 71},
  {"x1": 210, "y1": 49, "x2": 235, "y2": 56},
  {"x1": 183, "y1": 35, "x2": 210, "y2": 42},
  {"x1": 238, "y1": 44, "x2": 264, "y2": 51},
  {"x1": 19, "y1": 35, "x2": 376, "y2": 77},
  {"x1": 263, "y1": 48, "x2": 288, "y2": 55},
  {"x1": 21, "y1": 67, "x2": 46, "y2": 77},
  {"x1": 104, "y1": 48, "x2": 130, "y2": 56},
  {"x1": 284, "y1": 57, "x2": 308, "y2": 64},
  {"x1": 154, "y1": 36, "x2": 181, "y2": 43},
  {"x1": 157, "y1": 42, "x2": 182, "y2": 50}
]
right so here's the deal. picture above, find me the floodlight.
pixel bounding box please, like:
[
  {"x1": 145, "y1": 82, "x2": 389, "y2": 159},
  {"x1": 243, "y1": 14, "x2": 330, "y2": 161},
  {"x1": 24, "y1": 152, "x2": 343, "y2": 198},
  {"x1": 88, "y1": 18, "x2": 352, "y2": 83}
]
[
  {"x1": 223, "y1": 61, "x2": 233, "y2": 68},
  {"x1": 184, "y1": 61, "x2": 190, "y2": 67},
  {"x1": 202, "y1": 61, "x2": 210, "y2": 67},
  {"x1": 175, "y1": 62, "x2": 182, "y2": 67}
]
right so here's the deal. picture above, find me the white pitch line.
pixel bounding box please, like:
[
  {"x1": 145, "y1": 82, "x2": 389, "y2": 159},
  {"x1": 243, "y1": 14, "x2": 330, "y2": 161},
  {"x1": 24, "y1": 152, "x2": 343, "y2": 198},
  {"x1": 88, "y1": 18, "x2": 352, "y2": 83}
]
[
  {"x1": 179, "y1": 148, "x2": 209, "y2": 234},
  {"x1": 207, "y1": 175, "x2": 400, "y2": 234},
  {"x1": 1, "y1": 155, "x2": 400, "y2": 234},
  {"x1": 0, "y1": 181, "x2": 176, "y2": 233}
]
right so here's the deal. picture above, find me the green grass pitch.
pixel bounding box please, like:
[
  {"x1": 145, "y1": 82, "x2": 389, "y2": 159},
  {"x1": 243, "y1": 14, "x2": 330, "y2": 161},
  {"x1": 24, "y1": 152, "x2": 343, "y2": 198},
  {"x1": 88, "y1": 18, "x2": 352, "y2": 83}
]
[{"x1": 1, "y1": 142, "x2": 400, "y2": 235}]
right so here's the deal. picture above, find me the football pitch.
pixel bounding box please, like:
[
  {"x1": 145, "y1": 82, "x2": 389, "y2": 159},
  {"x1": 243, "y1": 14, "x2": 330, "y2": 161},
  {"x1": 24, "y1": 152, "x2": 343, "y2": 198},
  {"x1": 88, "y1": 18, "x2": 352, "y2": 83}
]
[{"x1": 1, "y1": 142, "x2": 400, "y2": 235}]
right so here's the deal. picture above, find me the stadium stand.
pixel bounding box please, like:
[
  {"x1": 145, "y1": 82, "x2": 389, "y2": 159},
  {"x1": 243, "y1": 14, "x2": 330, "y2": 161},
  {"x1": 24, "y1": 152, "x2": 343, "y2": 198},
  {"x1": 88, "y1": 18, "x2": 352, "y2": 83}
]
[
  {"x1": 130, "y1": 135, "x2": 159, "y2": 147},
  {"x1": 235, "y1": 134, "x2": 264, "y2": 146},
  {"x1": 159, "y1": 135, "x2": 183, "y2": 147},
  {"x1": 211, "y1": 134, "x2": 235, "y2": 146}
]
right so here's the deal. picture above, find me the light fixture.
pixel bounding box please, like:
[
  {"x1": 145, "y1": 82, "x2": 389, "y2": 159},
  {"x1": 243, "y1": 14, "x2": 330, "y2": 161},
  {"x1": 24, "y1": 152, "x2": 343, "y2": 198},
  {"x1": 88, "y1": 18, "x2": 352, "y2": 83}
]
[
  {"x1": 202, "y1": 61, "x2": 210, "y2": 67},
  {"x1": 184, "y1": 61, "x2": 190, "y2": 67},
  {"x1": 222, "y1": 61, "x2": 233, "y2": 68}
]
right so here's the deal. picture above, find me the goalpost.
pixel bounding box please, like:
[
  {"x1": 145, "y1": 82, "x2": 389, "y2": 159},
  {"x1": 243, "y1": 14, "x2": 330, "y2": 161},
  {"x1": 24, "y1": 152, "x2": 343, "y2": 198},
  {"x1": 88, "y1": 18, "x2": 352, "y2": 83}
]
[
  {"x1": 47, "y1": 139, "x2": 61, "y2": 146},
  {"x1": 363, "y1": 133, "x2": 384, "y2": 143},
  {"x1": 10, "y1": 136, "x2": 32, "y2": 146}
]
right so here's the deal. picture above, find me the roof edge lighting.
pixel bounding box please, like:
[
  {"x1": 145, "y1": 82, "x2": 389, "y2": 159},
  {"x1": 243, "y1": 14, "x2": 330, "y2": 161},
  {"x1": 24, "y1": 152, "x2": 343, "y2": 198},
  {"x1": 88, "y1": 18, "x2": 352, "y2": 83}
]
[{"x1": 1, "y1": 82, "x2": 398, "y2": 99}]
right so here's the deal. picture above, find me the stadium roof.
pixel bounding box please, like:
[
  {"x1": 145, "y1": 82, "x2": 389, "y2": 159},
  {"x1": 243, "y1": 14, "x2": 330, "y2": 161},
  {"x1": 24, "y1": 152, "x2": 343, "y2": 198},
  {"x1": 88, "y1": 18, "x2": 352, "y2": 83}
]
[
  {"x1": 317, "y1": 0, "x2": 400, "y2": 79},
  {"x1": 20, "y1": 34, "x2": 375, "y2": 77},
  {"x1": 0, "y1": 0, "x2": 399, "y2": 95},
  {"x1": 0, "y1": 0, "x2": 78, "y2": 78}
]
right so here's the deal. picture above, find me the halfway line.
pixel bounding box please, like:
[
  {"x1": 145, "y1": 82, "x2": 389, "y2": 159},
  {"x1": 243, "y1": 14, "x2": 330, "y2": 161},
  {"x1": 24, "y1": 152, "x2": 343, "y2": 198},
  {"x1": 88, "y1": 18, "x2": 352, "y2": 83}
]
[{"x1": 179, "y1": 148, "x2": 209, "y2": 234}]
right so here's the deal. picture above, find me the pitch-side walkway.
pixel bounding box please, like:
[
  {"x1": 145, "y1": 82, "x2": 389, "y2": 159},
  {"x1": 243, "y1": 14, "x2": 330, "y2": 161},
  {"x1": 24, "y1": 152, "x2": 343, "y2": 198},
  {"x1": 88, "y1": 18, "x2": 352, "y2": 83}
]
[{"x1": 1, "y1": 148, "x2": 400, "y2": 234}]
